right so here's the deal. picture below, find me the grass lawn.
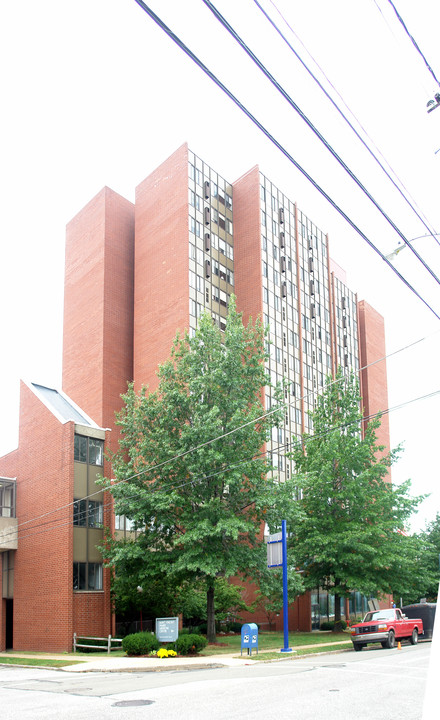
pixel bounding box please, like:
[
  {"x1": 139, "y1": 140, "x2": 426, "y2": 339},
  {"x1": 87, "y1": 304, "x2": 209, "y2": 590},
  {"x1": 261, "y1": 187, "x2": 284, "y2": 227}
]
[
  {"x1": 0, "y1": 631, "x2": 352, "y2": 667},
  {"x1": 0, "y1": 657, "x2": 85, "y2": 668},
  {"x1": 201, "y1": 631, "x2": 350, "y2": 656}
]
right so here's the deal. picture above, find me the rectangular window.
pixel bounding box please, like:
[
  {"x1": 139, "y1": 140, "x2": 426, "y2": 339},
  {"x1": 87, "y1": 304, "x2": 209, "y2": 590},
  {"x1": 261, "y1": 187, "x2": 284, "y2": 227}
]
[
  {"x1": 73, "y1": 499, "x2": 87, "y2": 526},
  {"x1": 74, "y1": 499, "x2": 103, "y2": 527},
  {"x1": 88, "y1": 563, "x2": 103, "y2": 591},
  {"x1": 73, "y1": 562, "x2": 103, "y2": 591},
  {"x1": 73, "y1": 562, "x2": 86, "y2": 590},
  {"x1": 74, "y1": 435, "x2": 87, "y2": 463},
  {"x1": 88, "y1": 500, "x2": 103, "y2": 528},
  {"x1": 89, "y1": 438, "x2": 104, "y2": 466}
]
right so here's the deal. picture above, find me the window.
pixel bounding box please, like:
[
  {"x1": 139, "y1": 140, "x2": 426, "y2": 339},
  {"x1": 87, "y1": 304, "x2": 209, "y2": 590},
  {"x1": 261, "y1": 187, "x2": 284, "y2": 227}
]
[
  {"x1": 115, "y1": 515, "x2": 136, "y2": 532},
  {"x1": 88, "y1": 500, "x2": 103, "y2": 528},
  {"x1": 89, "y1": 438, "x2": 103, "y2": 465},
  {"x1": 74, "y1": 435, "x2": 87, "y2": 463},
  {"x1": 73, "y1": 562, "x2": 103, "y2": 591},
  {"x1": 74, "y1": 499, "x2": 103, "y2": 528},
  {"x1": 73, "y1": 499, "x2": 87, "y2": 527},
  {"x1": 74, "y1": 435, "x2": 103, "y2": 466}
]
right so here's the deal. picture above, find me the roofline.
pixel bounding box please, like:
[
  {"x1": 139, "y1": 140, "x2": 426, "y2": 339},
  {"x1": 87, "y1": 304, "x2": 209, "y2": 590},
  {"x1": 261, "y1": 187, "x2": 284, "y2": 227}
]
[{"x1": 23, "y1": 379, "x2": 105, "y2": 430}]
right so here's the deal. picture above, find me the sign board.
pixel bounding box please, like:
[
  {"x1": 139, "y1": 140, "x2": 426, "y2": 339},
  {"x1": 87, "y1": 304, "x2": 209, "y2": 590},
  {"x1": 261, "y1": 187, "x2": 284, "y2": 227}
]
[
  {"x1": 155, "y1": 617, "x2": 179, "y2": 642},
  {"x1": 368, "y1": 599, "x2": 380, "y2": 612},
  {"x1": 267, "y1": 531, "x2": 283, "y2": 568}
]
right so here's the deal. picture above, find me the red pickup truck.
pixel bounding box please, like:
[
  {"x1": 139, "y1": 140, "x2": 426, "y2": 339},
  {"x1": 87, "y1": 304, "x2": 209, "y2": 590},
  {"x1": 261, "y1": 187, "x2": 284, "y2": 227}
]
[{"x1": 350, "y1": 608, "x2": 423, "y2": 651}]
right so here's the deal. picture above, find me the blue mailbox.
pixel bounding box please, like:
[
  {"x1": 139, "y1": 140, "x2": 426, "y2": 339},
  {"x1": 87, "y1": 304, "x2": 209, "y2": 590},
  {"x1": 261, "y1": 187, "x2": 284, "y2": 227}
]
[{"x1": 241, "y1": 623, "x2": 259, "y2": 656}]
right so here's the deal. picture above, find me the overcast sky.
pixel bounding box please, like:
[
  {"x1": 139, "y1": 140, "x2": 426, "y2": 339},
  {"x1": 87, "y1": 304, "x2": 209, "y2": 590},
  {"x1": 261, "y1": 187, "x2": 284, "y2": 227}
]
[{"x1": 1, "y1": 0, "x2": 439, "y2": 531}]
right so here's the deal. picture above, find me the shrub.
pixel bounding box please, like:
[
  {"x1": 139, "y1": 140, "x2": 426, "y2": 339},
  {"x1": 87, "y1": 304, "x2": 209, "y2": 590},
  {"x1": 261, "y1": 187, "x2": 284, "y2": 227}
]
[
  {"x1": 226, "y1": 622, "x2": 242, "y2": 633},
  {"x1": 176, "y1": 633, "x2": 207, "y2": 655},
  {"x1": 319, "y1": 620, "x2": 347, "y2": 631},
  {"x1": 122, "y1": 632, "x2": 160, "y2": 656},
  {"x1": 181, "y1": 625, "x2": 202, "y2": 635},
  {"x1": 320, "y1": 621, "x2": 334, "y2": 631}
]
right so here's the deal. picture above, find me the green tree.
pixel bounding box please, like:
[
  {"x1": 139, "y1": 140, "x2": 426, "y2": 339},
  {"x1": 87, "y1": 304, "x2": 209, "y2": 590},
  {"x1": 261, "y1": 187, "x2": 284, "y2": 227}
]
[
  {"x1": 385, "y1": 528, "x2": 437, "y2": 605},
  {"x1": 290, "y1": 369, "x2": 424, "y2": 629},
  {"x1": 409, "y1": 514, "x2": 440, "y2": 603},
  {"x1": 102, "y1": 298, "x2": 285, "y2": 643}
]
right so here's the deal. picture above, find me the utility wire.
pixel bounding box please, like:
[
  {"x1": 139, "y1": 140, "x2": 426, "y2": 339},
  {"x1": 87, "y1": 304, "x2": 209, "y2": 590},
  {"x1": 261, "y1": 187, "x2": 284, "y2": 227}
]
[
  {"x1": 132, "y1": 1, "x2": 440, "y2": 321},
  {"x1": 202, "y1": 0, "x2": 440, "y2": 286},
  {"x1": 386, "y1": 0, "x2": 440, "y2": 88},
  {"x1": 3, "y1": 386, "x2": 437, "y2": 547},
  {"x1": 254, "y1": 0, "x2": 440, "y2": 245},
  {"x1": 2, "y1": 323, "x2": 439, "y2": 546}
]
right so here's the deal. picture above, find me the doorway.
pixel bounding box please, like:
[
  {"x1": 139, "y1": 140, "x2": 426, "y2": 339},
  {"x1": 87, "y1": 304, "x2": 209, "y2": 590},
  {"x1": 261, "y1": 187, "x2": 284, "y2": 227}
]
[{"x1": 5, "y1": 599, "x2": 13, "y2": 649}]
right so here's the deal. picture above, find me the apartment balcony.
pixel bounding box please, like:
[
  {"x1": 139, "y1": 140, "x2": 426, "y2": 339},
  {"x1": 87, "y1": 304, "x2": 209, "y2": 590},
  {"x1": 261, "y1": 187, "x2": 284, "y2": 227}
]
[{"x1": 0, "y1": 477, "x2": 18, "y2": 551}]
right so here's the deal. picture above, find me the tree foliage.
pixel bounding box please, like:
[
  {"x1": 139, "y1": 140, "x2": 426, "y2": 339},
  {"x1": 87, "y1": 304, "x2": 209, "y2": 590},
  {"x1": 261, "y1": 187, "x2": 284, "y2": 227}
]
[
  {"x1": 402, "y1": 513, "x2": 440, "y2": 604},
  {"x1": 253, "y1": 545, "x2": 303, "y2": 630},
  {"x1": 102, "y1": 298, "x2": 287, "y2": 642},
  {"x1": 289, "y1": 369, "x2": 424, "y2": 625}
]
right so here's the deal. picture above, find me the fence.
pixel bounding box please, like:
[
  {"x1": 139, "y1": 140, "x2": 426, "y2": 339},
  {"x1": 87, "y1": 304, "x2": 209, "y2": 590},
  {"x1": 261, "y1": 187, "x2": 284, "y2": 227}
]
[{"x1": 73, "y1": 633, "x2": 123, "y2": 653}]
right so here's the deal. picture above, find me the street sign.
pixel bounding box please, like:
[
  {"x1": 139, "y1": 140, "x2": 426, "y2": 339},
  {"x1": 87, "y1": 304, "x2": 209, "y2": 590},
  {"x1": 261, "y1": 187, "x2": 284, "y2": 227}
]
[{"x1": 267, "y1": 531, "x2": 283, "y2": 567}]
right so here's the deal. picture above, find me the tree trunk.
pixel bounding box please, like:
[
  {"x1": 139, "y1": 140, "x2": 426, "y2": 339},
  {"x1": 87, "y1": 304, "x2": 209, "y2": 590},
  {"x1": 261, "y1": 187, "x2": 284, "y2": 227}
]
[
  {"x1": 206, "y1": 582, "x2": 216, "y2": 644},
  {"x1": 333, "y1": 590, "x2": 343, "y2": 632}
]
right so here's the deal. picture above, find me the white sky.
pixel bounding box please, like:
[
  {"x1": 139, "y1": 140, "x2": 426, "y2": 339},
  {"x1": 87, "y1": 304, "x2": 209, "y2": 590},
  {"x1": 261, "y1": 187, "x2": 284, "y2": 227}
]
[{"x1": 0, "y1": 0, "x2": 439, "y2": 532}]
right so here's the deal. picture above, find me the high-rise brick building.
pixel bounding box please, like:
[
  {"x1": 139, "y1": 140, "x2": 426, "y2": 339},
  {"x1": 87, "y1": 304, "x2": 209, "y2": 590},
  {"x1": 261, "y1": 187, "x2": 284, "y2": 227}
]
[{"x1": 0, "y1": 143, "x2": 389, "y2": 650}]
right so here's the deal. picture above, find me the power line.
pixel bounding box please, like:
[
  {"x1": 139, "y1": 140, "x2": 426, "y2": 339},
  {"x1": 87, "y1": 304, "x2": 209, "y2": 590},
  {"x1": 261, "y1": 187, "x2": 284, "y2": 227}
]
[
  {"x1": 132, "y1": 1, "x2": 440, "y2": 321},
  {"x1": 202, "y1": 0, "x2": 440, "y2": 287},
  {"x1": 2, "y1": 324, "x2": 439, "y2": 547},
  {"x1": 3, "y1": 385, "x2": 437, "y2": 547},
  {"x1": 386, "y1": 0, "x2": 440, "y2": 88},
  {"x1": 254, "y1": 0, "x2": 440, "y2": 245}
]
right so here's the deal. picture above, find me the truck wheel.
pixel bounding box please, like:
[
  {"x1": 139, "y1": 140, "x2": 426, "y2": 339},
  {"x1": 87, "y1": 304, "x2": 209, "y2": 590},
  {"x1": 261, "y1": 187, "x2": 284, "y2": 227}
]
[
  {"x1": 386, "y1": 630, "x2": 395, "y2": 649},
  {"x1": 353, "y1": 644, "x2": 364, "y2": 651},
  {"x1": 410, "y1": 628, "x2": 418, "y2": 645}
]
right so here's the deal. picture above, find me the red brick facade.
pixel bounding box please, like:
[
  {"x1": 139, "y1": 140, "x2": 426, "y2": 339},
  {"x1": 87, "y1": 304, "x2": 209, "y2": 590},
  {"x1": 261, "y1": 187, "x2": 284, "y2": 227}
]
[
  {"x1": 134, "y1": 143, "x2": 190, "y2": 392},
  {"x1": 63, "y1": 186, "x2": 134, "y2": 456},
  {"x1": 358, "y1": 300, "x2": 391, "y2": 461}
]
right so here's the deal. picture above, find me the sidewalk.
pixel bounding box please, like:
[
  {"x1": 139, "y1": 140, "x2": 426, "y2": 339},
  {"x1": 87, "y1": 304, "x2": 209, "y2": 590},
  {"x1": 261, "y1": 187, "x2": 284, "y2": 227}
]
[{"x1": 0, "y1": 641, "x2": 351, "y2": 673}]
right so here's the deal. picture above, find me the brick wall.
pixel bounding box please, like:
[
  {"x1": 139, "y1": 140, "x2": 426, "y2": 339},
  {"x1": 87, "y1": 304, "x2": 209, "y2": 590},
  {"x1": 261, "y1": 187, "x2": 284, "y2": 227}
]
[
  {"x1": 0, "y1": 384, "x2": 112, "y2": 652},
  {"x1": 232, "y1": 165, "x2": 263, "y2": 325},
  {"x1": 11, "y1": 382, "x2": 75, "y2": 651},
  {"x1": 63, "y1": 187, "x2": 134, "y2": 456},
  {"x1": 358, "y1": 300, "x2": 391, "y2": 463},
  {"x1": 134, "y1": 143, "x2": 190, "y2": 392}
]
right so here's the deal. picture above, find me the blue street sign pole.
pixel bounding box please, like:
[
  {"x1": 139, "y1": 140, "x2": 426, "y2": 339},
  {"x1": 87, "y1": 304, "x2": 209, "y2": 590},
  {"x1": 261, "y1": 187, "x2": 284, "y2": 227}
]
[{"x1": 280, "y1": 519, "x2": 292, "y2": 652}]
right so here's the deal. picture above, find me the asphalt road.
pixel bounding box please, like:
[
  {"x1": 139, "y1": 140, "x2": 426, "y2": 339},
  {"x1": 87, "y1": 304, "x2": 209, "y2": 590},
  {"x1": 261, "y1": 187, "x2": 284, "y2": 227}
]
[{"x1": 0, "y1": 643, "x2": 431, "y2": 720}]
